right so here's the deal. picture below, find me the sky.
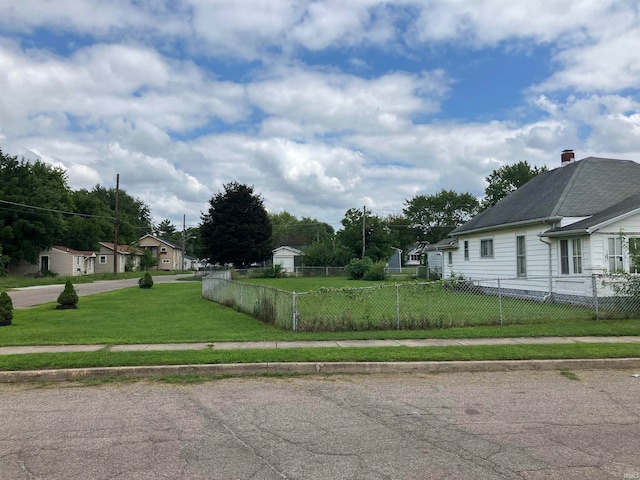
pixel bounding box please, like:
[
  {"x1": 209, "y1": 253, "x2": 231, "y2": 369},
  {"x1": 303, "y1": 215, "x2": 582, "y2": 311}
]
[{"x1": 1, "y1": 0, "x2": 640, "y2": 231}]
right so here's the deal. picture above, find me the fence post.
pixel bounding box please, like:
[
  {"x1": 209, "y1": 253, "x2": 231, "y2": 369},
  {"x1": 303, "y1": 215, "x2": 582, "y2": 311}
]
[
  {"x1": 396, "y1": 284, "x2": 401, "y2": 329},
  {"x1": 292, "y1": 292, "x2": 298, "y2": 332},
  {"x1": 592, "y1": 275, "x2": 599, "y2": 320},
  {"x1": 498, "y1": 278, "x2": 503, "y2": 326}
]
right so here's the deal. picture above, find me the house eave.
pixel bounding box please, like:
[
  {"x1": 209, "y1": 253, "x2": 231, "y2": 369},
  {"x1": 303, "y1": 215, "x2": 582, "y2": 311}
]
[
  {"x1": 542, "y1": 206, "x2": 640, "y2": 237},
  {"x1": 453, "y1": 217, "x2": 562, "y2": 237}
]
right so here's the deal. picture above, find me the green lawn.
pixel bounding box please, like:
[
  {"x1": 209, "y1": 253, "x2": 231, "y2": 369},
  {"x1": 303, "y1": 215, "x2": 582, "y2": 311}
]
[
  {"x1": 1, "y1": 343, "x2": 639, "y2": 371},
  {"x1": 2, "y1": 281, "x2": 640, "y2": 346}
]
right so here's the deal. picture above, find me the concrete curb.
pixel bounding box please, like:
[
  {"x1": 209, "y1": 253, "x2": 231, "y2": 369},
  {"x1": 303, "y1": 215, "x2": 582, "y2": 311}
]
[{"x1": 2, "y1": 357, "x2": 640, "y2": 383}]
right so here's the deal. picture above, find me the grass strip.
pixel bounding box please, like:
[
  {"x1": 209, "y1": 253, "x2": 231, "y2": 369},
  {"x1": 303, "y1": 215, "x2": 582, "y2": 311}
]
[{"x1": 1, "y1": 343, "x2": 639, "y2": 371}]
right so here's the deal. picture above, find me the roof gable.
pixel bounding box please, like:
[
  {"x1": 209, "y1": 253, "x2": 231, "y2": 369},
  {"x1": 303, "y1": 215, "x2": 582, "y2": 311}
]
[
  {"x1": 453, "y1": 157, "x2": 640, "y2": 235},
  {"x1": 273, "y1": 246, "x2": 303, "y2": 255},
  {"x1": 139, "y1": 234, "x2": 181, "y2": 249}
]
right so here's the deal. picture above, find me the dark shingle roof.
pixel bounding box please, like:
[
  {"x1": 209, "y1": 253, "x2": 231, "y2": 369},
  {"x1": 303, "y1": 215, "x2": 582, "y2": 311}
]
[
  {"x1": 452, "y1": 157, "x2": 640, "y2": 235},
  {"x1": 545, "y1": 192, "x2": 640, "y2": 235}
]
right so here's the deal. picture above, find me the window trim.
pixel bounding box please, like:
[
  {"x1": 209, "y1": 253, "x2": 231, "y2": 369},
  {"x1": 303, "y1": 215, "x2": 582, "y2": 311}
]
[
  {"x1": 463, "y1": 240, "x2": 469, "y2": 260},
  {"x1": 608, "y1": 237, "x2": 624, "y2": 273},
  {"x1": 516, "y1": 235, "x2": 526, "y2": 277},
  {"x1": 447, "y1": 251, "x2": 453, "y2": 266},
  {"x1": 480, "y1": 238, "x2": 494, "y2": 258},
  {"x1": 630, "y1": 237, "x2": 640, "y2": 273},
  {"x1": 559, "y1": 238, "x2": 583, "y2": 275},
  {"x1": 99, "y1": 255, "x2": 107, "y2": 264}
]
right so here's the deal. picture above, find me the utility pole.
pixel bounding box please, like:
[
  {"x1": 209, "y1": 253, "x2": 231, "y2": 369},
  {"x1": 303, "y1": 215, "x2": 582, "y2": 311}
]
[
  {"x1": 113, "y1": 174, "x2": 120, "y2": 274},
  {"x1": 182, "y1": 214, "x2": 186, "y2": 271},
  {"x1": 362, "y1": 205, "x2": 366, "y2": 259}
]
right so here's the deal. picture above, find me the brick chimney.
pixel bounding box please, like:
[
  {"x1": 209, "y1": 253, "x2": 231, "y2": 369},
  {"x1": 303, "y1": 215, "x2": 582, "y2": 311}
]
[{"x1": 561, "y1": 149, "x2": 575, "y2": 164}]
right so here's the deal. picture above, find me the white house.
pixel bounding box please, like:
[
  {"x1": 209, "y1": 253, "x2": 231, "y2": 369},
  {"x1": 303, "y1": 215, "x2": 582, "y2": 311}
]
[
  {"x1": 446, "y1": 151, "x2": 640, "y2": 298},
  {"x1": 272, "y1": 246, "x2": 303, "y2": 274}
]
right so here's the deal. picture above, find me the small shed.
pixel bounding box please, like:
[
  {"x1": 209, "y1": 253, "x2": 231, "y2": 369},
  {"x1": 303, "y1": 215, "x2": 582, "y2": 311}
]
[
  {"x1": 387, "y1": 248, "x2": 403, "y2": 273},
  {"x1": 272, "y1": 246, "x2": 303, "y2": 274}
]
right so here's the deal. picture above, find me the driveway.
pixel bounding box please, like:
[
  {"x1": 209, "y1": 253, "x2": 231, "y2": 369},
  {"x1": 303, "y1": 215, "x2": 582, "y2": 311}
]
[
  {"x1": 7, "y1": 274, "x2": 193, "y2": 308},
  {"x1": 1, "y1": 370, "x2": 639, "y2": 479}
]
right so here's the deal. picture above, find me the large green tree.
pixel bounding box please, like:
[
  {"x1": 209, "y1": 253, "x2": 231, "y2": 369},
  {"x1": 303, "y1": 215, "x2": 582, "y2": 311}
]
[
  {"x1": 483, "y1": 161, "x2": 548, "y2": 209},
  {"x1": 404, "y1": 189, "x2": 480, "y2": 245},
  {"x1": 60, "y1": 186, "x2": 154, "y2": 251},
  {"x1": 270, "y1": 211, "x2": 334, "y2": 248},
  {"x1": 200, "y1": 182, "x2": 272, "y2": 266},
  {"x1": 336, "y1": 208, "x2": 393, "y2": 263},
  {"x1": 0, "y1": 150, "x2": 73, "y2": 264}
]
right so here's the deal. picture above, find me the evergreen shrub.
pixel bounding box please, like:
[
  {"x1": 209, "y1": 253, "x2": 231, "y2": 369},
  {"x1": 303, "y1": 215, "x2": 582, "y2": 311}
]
[
  {"x1": 56, "y1": 280, "x2": 78, "y2": 309},
  {"x1": 0, "y1": 291, "x2": 13, "y2": 326},
  {"x1": 139, "y1": 272, "x2": 154, "y2": 289}
]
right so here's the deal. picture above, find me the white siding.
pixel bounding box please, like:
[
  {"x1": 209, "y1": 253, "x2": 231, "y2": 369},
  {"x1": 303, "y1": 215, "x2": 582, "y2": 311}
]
[
  {"x1": 590, "y1": 214, "x2": 640, "y2": 273},
  {"x1": 450, "y1": 224, "x2": 552, "y2": 279}
]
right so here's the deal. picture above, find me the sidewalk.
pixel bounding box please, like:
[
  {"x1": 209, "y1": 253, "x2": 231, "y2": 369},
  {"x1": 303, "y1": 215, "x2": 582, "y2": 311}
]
[{"x1": 2, "y1": 336, "x2": 640, "y2": 355}]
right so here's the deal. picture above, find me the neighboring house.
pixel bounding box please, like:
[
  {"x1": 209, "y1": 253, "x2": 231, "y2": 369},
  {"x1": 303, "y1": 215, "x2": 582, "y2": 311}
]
[
  {"x1": 183, "y1": 255, "x2": 204, "y2": 271},
  {"x1": 96, "y1": 242, "x2": 142, "y2": 273},
  {"x1": 272, "y1": 246, "x2": 303, "y2": 274},
  {"x1": 447, "y1": 152, "x2": 640, "y2": 296},
  {"x1": 405, "y1": 244, "x2": 424, "y2": 266},
  {"x1": 42, "y1": 246, "x2": 96, "y2": 276},
  {"x1": 138, "y1": 234, "x2": 184, "y2": 271},
  {"x1": 9, "y1": 246, "x2": 96, "y2": 277},
  {"x1": 404, "y1": 241, "x2": 454, "y2": 278}
]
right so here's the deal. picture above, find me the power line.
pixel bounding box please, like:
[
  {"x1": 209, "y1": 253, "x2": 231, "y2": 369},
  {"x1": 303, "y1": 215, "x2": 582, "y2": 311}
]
[{"x1": 0, "y1": 199, "x2": 114, "y2": 220}]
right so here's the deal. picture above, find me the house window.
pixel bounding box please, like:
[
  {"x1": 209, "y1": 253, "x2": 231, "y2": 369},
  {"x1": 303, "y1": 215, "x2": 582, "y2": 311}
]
[
  {"x1": 516, "y1": 235, "x2": 526, "y2": 277},
  {"x1": 480, "y1": 239, "x2": 493, "y2": 258},
  {"x1": 630, "y1": 238, "x2": 640, "y2": 273},
  {"x1": 608, "y1": 237, "x2": 623, "y2": 272},
  {"x1": 160, "y1": 247, "x2": 168, "y2": 253},
  {"x1": 560, "y1": 238, "x2": 583, "y2": 274},
  {"x1": 162, "y1": 259, "x2": 170, "y2": 264},
  {"x1": 464, "y1": 241, "x2": 469, "y2": 260},
  {"x1": 572, "y1": 239, "x2": 582, "y2": 274},
  {"x1": 99, "y1": 255, "x2": 107, "y2": 264},
  {"x1": 447, "y1": 251, "x2": 453, "y2": 266}
]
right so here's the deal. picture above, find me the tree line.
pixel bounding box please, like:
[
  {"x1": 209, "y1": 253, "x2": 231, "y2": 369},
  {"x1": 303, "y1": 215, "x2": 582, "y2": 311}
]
[
  {"x1": 0, "y1": 145, "x2": 546, "y2": 273},
  {"x1": 199, "y1": 161, "x2": 547, "y2": 268},
  {"x1": 0, "y1": 148, "x2": 153, "y2": 270}
]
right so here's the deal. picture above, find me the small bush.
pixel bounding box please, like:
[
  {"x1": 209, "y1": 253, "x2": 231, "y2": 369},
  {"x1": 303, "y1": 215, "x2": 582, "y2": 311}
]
[
  {"x1": 138, "y1": 272, "x2": 154, "y2": 289},
  {"x1": 255, "y1": 264, "x2": 285, "y2": 278},
  {"x1": 56, "y1": 280, "x2": 78, "y2": 309},
  {"x1": 0, "y1": 291, "x2": 13, "y2": 326},
  {"x1": 345, "y1": 257, "x2": 374, "y2": 280},
  {"x1": 363, "y1": 261, "x2": 388, "y2": 281}
]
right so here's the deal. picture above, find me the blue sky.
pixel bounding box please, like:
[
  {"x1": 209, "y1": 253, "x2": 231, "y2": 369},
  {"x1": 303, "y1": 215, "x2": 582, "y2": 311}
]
[{"x1": 1, "y1": 1, "x2": 639, "y2": 229}]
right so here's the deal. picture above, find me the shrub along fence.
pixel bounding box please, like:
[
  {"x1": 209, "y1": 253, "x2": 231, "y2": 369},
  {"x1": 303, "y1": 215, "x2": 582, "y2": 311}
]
[{"x1": 201, "y1": 272, "x2": 640, "y2": 332}]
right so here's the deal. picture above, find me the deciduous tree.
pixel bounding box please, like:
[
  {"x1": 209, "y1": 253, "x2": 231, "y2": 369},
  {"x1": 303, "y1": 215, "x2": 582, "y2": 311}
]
[
  {"x1": 483, "y1": 161, "x2": 548, "y2": 209},
  {"x1": 404, "y1": 190, "x2": 479, "y2": 244},
  {"x1": 336, "y1": 208, "x2": 393, "y2": 263},
  {"x1": 200, "y1": 182, "x2": 272, "y2": 266},
  {"x1": 0, "y1": 150, "x2": 73, "y2": 264}
]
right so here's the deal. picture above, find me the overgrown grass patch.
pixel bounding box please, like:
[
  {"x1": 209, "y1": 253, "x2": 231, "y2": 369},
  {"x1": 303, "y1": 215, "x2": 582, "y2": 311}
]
[{"x1": 1, "y1": 343, "x2": 638, "y2": 371}]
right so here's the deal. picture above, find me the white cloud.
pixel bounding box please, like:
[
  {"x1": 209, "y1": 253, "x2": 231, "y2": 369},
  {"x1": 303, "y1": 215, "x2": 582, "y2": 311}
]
[{"x1": 249, "y1": 66, "x2": 450, "y2": 137}]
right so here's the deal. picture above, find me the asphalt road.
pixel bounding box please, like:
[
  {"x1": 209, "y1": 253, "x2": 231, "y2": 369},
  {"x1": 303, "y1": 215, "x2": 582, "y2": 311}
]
[
  {"x1": 1, "y1": 370, "x2": 639, "y2": 479},
  {"x1": 7, "y1": 275, "x2": 193, "y2": 308}
]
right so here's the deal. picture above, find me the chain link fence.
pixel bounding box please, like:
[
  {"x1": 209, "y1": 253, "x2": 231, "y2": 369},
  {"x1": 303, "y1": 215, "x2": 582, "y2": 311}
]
[{"x1": 201, "y1": 273, "x2": 640, "y2": 331}]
